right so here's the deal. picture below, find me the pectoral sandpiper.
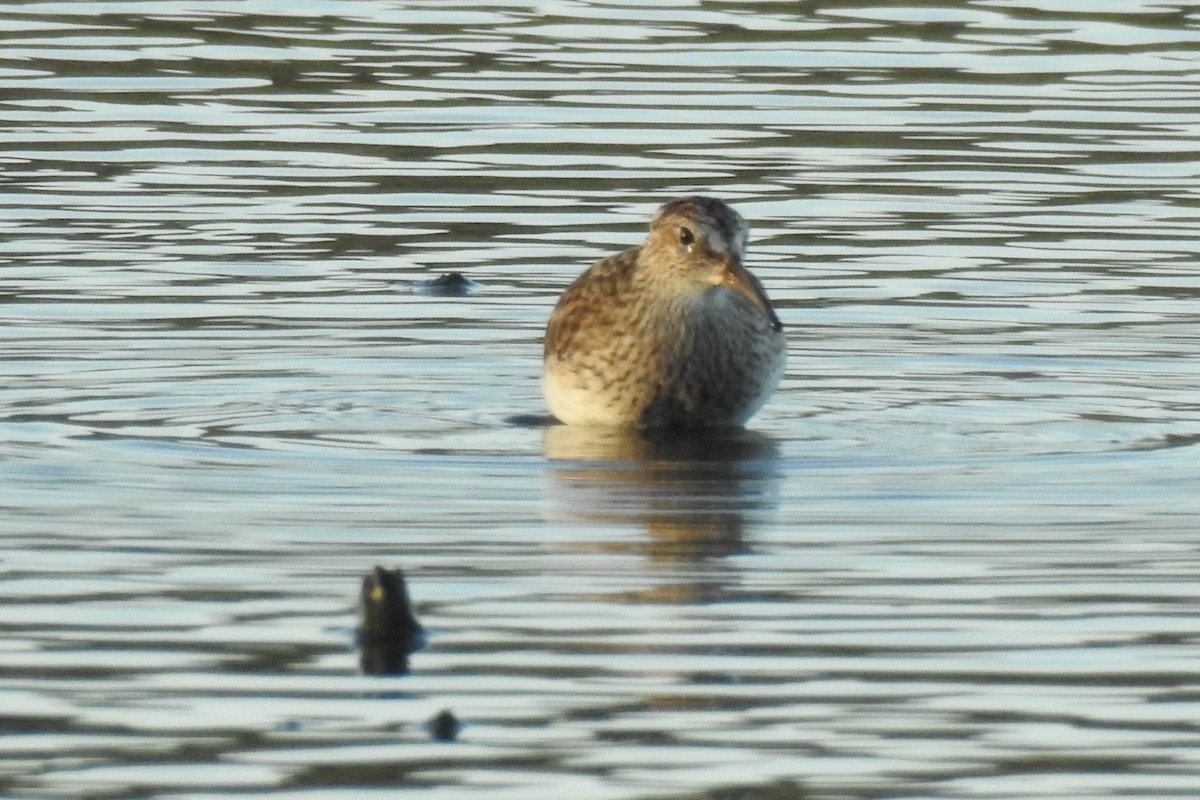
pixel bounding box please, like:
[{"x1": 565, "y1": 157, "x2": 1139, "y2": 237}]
[{"x1": 542, "y1": 196, "x2": 785, "y2": 428}]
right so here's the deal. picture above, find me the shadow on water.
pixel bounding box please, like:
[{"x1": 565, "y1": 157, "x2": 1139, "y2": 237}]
[{"x1": 542, "y1": 426, "x2": 781, "y2": 569}]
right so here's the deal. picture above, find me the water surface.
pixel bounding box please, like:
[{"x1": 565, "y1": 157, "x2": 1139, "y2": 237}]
[{"x1": 2, "y1": 2, "x2": 1199, "y2": 798}]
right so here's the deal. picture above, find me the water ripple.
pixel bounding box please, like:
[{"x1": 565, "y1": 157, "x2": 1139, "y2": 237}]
[{"x1": 2, "y1": 2, "x2": 1199, "y2": 799}]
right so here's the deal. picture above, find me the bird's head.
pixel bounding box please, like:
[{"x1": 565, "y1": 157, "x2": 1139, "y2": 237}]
[{"x1": 642, "y1": 196, "x2": 782, "y2": 333}]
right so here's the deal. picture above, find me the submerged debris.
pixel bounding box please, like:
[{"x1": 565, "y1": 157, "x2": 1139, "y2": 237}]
[
  {"x1": 427, "y1": 709, "x2": 460, "y2": 742},
  {"x1": 357, "y1": 565, "x2": 426, "y2": 675},
  {"x1": 409, "y1": 272, "x2": 481, "y2": 296}
]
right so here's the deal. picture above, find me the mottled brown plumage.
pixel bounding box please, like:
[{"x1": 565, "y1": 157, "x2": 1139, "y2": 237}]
[{"x1": 543, "y1": 196, "x2": 786, "y2": 428}]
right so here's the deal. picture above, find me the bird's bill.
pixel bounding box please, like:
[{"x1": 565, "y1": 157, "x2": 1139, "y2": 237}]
[{"x1": 718, "y1": 258, "x2": 783, "y2": 332}]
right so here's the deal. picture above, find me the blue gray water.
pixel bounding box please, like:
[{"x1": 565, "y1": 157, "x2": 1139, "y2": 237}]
[{"x1": 2, "y1": 2, "x2": 1199, "y2": 798}]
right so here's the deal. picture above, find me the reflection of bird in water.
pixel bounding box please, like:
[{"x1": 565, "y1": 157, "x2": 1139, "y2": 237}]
[
  {"x1": 542, "y1": 426, "x2": 781, "y2": 567},
  {"x1": 543, "y1": 196, "x2": 786, "y2": 428}
]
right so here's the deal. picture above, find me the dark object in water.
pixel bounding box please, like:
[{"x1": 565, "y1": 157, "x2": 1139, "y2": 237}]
[
  {"x1": 504, "y1": 412, "x2": 557, "y2": 428},
  {"x1": 427, "y1": 709, "x2": 460, "y2": 742},
  {"x1": 411, "y1": 272, "x2": 480, "y2": 296},
  {"x1": 357, "y1": 566, "x2": 426, "y2": 675}
]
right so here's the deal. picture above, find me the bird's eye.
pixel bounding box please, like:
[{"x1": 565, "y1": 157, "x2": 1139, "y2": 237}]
[{"x1": 678, "y1": 227, "x2": 695, "y2": 246}]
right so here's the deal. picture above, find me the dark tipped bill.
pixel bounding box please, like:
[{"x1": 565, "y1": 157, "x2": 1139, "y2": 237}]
[{"x1": 719, "y1": 259, "x2": 783, "y2": 333}]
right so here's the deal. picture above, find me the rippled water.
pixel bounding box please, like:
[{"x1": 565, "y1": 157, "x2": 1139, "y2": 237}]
[{"x1": 2, "y1": 2, "x2": 1200, "y2": 798}]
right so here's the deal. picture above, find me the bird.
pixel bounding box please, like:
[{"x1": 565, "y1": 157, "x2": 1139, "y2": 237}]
[{"x1": 542, "y1": 196, "x2": 786, "y2": 428}]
